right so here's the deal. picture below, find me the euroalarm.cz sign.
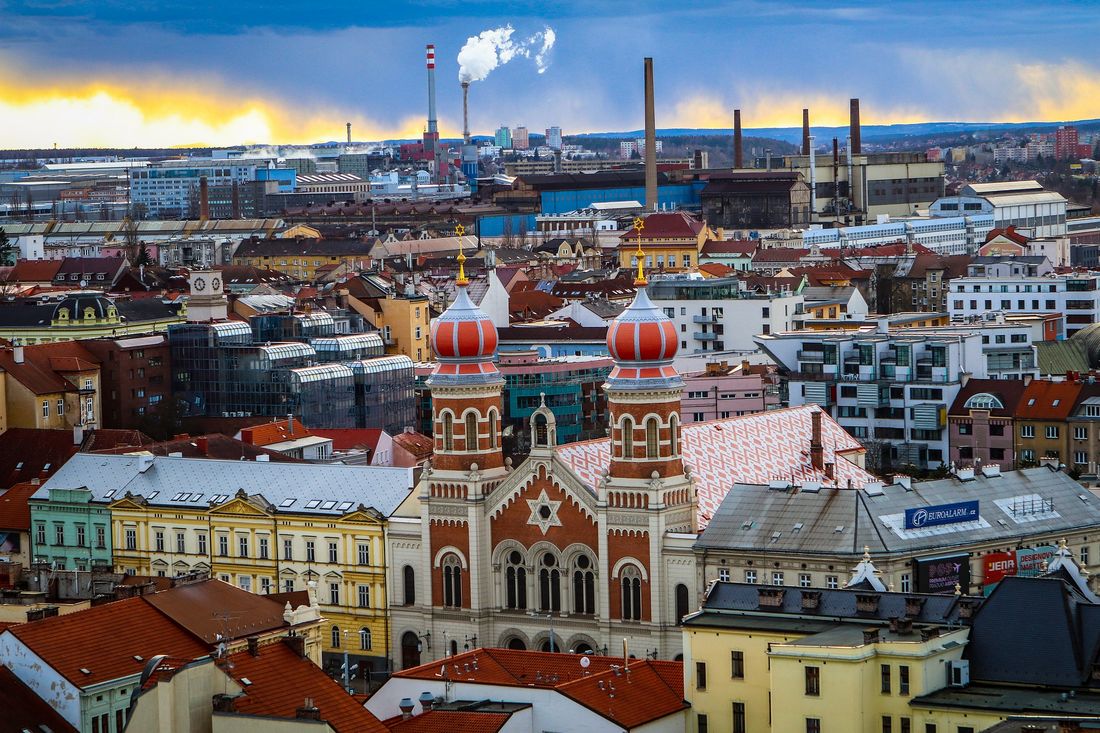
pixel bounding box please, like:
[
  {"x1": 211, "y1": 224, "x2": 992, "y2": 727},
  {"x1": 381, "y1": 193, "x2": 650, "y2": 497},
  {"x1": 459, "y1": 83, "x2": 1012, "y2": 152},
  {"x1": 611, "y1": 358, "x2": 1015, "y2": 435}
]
[{"x1": 904, "y1": 500, "x2": 980, "y2": 530}]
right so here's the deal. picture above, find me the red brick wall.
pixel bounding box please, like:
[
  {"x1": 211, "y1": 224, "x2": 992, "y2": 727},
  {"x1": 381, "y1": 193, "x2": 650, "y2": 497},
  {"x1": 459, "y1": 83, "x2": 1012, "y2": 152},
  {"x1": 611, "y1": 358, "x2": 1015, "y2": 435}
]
[
  {"x1": 608, "y1": 397, "x2": 684, "y2": 479},
  {"x1": 429, "y1": 519, "x2": 472, "y2": 608},
  {"x1": 607, "y1": 529, "x2": 651, "y2": 622},
  {"x1": 490, "y1": 466, "x2": 598, "y2": 551},
  {"x1": 432, "y1": 392, "x2": 505, "y2": 471}
]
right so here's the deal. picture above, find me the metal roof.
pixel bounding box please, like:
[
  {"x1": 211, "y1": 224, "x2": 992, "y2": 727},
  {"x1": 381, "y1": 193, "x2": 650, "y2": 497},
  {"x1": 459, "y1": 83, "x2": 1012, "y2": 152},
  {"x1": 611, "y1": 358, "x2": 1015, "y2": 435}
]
[{"x1": 32, "y1": 453, "x2": 412, "y2": 517}]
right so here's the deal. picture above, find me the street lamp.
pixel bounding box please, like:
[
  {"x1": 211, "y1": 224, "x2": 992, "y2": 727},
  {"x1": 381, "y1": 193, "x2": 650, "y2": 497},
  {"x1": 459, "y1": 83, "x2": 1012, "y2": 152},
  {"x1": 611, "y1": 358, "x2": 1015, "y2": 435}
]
[{"x1": 527, "y1": 610, "x2": 555, "y2": 652}]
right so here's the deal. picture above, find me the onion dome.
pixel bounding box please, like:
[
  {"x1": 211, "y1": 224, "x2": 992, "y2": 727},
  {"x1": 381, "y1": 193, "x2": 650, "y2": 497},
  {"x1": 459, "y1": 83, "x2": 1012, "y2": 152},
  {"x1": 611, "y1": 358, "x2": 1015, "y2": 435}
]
[
  {"x1": 605, "y1": 288, "x2": 682, "y2": 389},
  {"x1": 428, "y1": 286, "x2": 501, "y2": 384}
]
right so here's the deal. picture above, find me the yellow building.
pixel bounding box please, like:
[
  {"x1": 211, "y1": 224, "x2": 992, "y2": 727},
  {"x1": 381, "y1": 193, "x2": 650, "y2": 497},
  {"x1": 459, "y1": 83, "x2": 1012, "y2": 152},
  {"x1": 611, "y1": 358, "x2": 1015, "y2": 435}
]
[
  {"x1": 683, "y1": 559, "x2": 1003, "y2": 733},
  {"x1": 0, "y1": 292, "x2": 185, "y2": 345},
  {"x1": 40, "y1": 452, "x2": 413, "y2": 678},
  {"x1": 342, "y1": 279, "x2": 431, "y2": 362},
  {"x1": 618, "y1": 211, "x2": 718, "y2": 273},
  {"x1": 232, "y1": 237, "x2": 375, "y2": 282},
  {"x1": 0, "y1": 341, "x2": 102, "y2": 430}
]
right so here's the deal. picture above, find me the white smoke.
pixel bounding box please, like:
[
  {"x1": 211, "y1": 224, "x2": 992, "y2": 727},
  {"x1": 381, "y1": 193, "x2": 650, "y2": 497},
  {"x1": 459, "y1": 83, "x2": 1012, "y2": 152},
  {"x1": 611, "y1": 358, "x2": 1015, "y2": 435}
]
[{"x1": 457, "y1": 24, "x2": 556, "y2": 83}]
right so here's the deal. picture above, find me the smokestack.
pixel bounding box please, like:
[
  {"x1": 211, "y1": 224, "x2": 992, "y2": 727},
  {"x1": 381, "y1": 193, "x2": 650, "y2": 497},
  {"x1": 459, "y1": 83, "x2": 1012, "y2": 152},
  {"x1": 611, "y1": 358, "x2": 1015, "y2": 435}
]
[
  {"x1": 462, "y1": 81, "x2": 470, "y2": 145},
  {"x1": 850, "y1": 98, "x2": 861, "y2": 155},
  {"x1": 643, "y1": 57, "x2": 657, "y2": 212},
  {"x1": 231, "y1": 181, "x2": 240, "y2": 219},
  {"x1": 802, "y1": 108, "x2": 811, "y2": 156},
  {"x1": 808, "y1": 135, "x2": 817, "y2": 219},
  {"x1": 733, "y1": 109, "x2": 744, "y2": 169},
  {"x1": 199, "y1": 176, "x2": 209, "y2": 220},
  {"x1": 426, "y1": 45, "x2": 438, "y2": 135},
  {"x1": 833, "y1": 137, "x2": 839, "y2": 165},
  {"x1": 810, "y1": 410, "x2": 824, "y2": 471},
  {"x1": 346, "y1": 122, "x2": 352, "y2": 145}
]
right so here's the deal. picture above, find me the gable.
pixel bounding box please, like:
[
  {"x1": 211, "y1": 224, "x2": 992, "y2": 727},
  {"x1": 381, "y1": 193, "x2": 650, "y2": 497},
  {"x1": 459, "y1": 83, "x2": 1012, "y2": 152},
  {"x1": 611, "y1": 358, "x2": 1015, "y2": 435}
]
[
  {"x1": 210, "y1": 497, "x2": 271, "y2": 517},
  {"x1": 488, "y1": 460, "x2": 598, "y2": 550}
]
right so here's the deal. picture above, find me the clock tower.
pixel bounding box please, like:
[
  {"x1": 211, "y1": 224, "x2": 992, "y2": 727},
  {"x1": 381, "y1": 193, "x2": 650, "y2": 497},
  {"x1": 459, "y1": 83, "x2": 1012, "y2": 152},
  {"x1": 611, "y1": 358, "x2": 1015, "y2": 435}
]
[{"x1": 186, "y1": 269, "x2": 228, "y2": 322}]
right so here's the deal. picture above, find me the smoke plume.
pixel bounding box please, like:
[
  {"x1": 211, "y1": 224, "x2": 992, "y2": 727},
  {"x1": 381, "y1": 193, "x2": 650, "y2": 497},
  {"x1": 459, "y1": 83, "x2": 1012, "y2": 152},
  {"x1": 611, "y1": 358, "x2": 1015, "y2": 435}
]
[{"x1": 457, "y1": 25, "x2": 556, "y2": 83}]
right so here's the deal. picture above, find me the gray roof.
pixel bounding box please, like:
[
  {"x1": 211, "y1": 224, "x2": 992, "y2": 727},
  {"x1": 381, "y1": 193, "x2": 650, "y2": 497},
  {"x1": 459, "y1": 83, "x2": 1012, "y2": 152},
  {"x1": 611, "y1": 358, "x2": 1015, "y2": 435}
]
[
  {"x1": 696, "y1": 467, "x2": 1100, "y2": 557},
  {"x1": 802, "y1": 285, "x2": 855, "y2": 303},
  {"x1": 32, "y1": 453, "x2": 413, "y2": 517}
]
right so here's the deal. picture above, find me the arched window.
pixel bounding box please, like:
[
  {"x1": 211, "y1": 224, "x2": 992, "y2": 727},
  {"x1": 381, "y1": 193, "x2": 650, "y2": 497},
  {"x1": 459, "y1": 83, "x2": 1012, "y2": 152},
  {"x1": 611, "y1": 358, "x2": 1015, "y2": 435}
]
[
  {"x1": 506, "y1": 637, "x2": 527, "y2": 650},
  {"x1": 534, "y1": 414, "x2": 549, "y2": 447},
  {"x1": 450, "y1": 639, "x2": 459, "y2": 657},
  {"x1": 669, "y1": 415, "x2": 680, "y2": 456},
  {"x1": 572, "y1": 554, "x2": 596, "y2": 615},
  {"x1": 441, "y1": 413, "x2": 454, "y2": 451},
  {"x1": 359, "y1": 627, "x2": 372, "y2": 651},
  {"x1": 488, "y1": 410, "x2": 499, "y2": 449},
  {"x1": 505, "y1": 550, "x2": 527, "y2": 610},
  {"x1": 621, "y1": 417, "x2": 634, "y2": 459},
  {"x1": 675, "y1": 583, "x2": 690, "y2": 625},
  {"x1": 538, "y1": 553, "x2": 561, "y2": 612},
  {"x1": 402, "y1": 565, "x2": 415, "y2": 605},
  {"x1": 465, "y1": 412, "x2": 479, "y2": 452},
  {"x1": 621, "y1": 566, "x2": 642, "y2": 621},
  {"x1": 645, "y1": 418, "x2": 659, "y2": 459},
  {"x1": 331, "y1": 625, "x2": 341, "y2": 648},
  {"x1": 963, "y1": 393, "x2": 1005, "y2": 410},
  {"x1": 442, "y1": 555, "x2": 462, "y2": 608}
]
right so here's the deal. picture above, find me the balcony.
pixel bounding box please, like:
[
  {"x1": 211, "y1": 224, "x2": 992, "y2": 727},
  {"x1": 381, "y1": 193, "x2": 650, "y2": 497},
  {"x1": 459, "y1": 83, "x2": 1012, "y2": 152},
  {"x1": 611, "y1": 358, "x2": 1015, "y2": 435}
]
[
  {"x1": 694, "y1": 332, "x2": 718, "y2": 341},
  {"x1": 912, "y1": 403, "x2": 946, "y2": 430},
  {"x1": 797, "y1": 350, "x2": 826, "y2": 363},
  {"x1": 693, "y1": 314, "x2": 719, "y2": 324}
]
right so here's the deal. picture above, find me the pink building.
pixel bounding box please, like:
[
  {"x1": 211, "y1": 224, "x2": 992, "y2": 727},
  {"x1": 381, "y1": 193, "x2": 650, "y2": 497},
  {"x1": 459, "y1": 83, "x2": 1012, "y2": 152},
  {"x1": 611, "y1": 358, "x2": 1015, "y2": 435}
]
[
  {"x1": 681, "y1": 360, "x2": 780, "y2": 423},
  {"x1": 1055, "y1": 126, "x2": 1080, "y2": 161},
  {"x1": 947, "y1": 377, "x2": 1029, "y2": 470}
]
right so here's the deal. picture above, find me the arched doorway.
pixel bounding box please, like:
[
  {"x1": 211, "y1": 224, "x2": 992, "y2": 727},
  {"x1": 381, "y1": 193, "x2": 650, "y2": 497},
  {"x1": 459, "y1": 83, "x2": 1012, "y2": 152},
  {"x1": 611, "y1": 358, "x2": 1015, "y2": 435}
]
[
  {"x1": 506, "y1": 637, "x2": 527, "y2": 650},
  {"x1": 573, "y1": 642, "x2": 594, "y2": 655},
  {"x1": 400, "y1": 631, "x2": 421, "y2": 669}
]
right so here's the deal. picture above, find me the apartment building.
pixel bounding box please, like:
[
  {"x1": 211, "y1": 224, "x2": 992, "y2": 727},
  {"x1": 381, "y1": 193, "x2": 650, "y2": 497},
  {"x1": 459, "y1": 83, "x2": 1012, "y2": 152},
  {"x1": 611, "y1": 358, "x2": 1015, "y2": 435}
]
[
  {"x1": 1014, "y1": 380, "x2": 1082, "y2": 466},
  {"x1": 650, "y1": 276, "x2": 803, "y2": 354},
  {"x1": 948, "y1": 272, "x2": 1100, "y2": 338},
  {"x1": 947, "y1": 378, "x2": 1029, "y2": 469}
]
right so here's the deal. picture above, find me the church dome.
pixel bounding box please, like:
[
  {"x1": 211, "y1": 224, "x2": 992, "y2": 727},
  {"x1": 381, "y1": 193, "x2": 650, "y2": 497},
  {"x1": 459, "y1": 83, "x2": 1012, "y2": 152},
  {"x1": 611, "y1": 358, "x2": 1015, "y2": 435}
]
[
  {"x1": 431, "y1": 286, "x2": 498, "y2": 361},
  {"x1": 606, "y1": 288, "x2": 678, "y2": 364},
  {"x1": 52, "y1": 292, "x2": 115, "y2": 322}
]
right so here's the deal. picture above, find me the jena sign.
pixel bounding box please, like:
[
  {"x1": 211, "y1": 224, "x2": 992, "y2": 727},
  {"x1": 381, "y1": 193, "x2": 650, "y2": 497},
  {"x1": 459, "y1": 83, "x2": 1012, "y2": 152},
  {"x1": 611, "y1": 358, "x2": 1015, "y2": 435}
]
[{"x1": 904, "y1": 500, "x2": 979, "y2": 530}]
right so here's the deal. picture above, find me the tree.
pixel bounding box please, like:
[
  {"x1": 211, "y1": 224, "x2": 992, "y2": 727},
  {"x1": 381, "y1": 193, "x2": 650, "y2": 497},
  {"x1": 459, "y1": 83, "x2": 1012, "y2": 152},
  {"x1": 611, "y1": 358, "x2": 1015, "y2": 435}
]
[
  {"x1": 119, "y1": 216, "x2": 153, "y2": 266},
  {"x1": 0, "y1": 228, "x2": 16, "y2": 266}
]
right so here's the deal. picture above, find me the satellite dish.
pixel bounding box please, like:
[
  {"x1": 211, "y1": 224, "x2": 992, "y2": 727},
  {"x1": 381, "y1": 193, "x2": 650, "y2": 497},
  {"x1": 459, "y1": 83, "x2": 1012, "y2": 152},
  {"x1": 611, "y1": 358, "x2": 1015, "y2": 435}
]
[
  {"x1": 580, "y1": 656, "x2": 591, "y2": 669},
  {"x1": 79, "y1": 279, "x2": 88, "y2": 289}
]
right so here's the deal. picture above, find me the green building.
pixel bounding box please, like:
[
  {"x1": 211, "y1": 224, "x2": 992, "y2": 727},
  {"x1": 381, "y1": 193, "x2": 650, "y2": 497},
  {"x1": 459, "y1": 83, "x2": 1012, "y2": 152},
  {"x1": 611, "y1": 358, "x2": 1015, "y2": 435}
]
[{"x1": 29, "y1": 487, "x2": 112, "y2": 571}]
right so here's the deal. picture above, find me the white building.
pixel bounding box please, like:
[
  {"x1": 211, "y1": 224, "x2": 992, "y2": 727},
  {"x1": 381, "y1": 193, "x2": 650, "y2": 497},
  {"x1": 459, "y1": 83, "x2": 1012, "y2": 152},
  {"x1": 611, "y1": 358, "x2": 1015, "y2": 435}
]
[
  {"x1": 802, "y1": 214, "x2": 995, "y2": 255},
  {"x1": 930, "y1": 181, "x2": 1068, "y2": 239},
  {"x1": 948, "y1": 272, "x2": 1100, "y2": 338}
]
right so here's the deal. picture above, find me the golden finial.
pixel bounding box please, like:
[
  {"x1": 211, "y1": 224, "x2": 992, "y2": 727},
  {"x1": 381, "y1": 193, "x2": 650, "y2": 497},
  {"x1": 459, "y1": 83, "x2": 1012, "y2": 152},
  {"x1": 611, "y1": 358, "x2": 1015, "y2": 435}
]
[
  {"x1": 455, "y1": 223, "x2": 468, "y2": 287},
  {"x1": 632, "y1": 216, "x2": 647, "y2": 286}
]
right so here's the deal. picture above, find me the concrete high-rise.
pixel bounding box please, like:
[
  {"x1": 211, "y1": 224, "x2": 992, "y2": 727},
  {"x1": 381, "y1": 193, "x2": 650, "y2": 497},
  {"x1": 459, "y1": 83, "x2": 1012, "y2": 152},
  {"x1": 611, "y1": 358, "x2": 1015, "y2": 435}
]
[
  {"x1": 513, "y1": 126, "x2": 529, "y2": 150},
  {"x1": 545, "y1": 126, "x2": 563, "y2": 150},
  {"x1": 495, "y1": 125, "x2": 513, "y2": 149}
]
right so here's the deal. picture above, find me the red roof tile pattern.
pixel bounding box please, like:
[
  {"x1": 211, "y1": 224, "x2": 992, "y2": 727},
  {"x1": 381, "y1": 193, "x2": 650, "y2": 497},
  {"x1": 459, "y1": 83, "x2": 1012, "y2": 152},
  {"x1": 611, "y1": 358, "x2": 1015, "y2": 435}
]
[
  {"x1": 310, "y1": 428, "x2": 382, "y2": 452},
  {"x1": 92, "y1": 433, "x2": 297, "y2": 462},
  {"x1": 0, "y1": 665, "x2": 78, "y2": 733},
  {"x1": 752, "y1": 247, "x2": 810, "y2": 263},
  {"x1": 698, "y1": 263, "x2": 734, "y2": 278},
  {"x1": 557, "y1": 660, "x2": 687, "y2": 729},
  {"x1": 948, "y1": 378, "x2": 1030, "y2": 417},
  {"x1": 228, "y1": 641, "x2": 388, "y2": 733},
  {"x1": 986, "y1": 225, "x2": 1030, "y2": 245},
  {"x1": 7, "y1": 596, "x2": 209, "y2": 687},
  {"x1": 618, "y1": 211, "x2": 705, "y2": 241},
  {"x1": 392, "y1": 430, "x2": 434, "y2": 459},
  {"x1": 143, "y1": 580, "x2": 289, "y2": 644},
  {"x1": 557, "y1": 405, "x2": 873, "y2": 526},
  {"x1": 239, "y1": 418, "x2": 315, "y2": 447},
  {"x1": 384, "y1": 710, "x2": 511, "y2": 733},
  {"x1": 701, "y1": 239, "x2": 758, "y2": 256},
  {"x1": 9, "y1": 259, "x2": 63, "y2": 283},
  {"x1": 0, "y1": 428, "x2": 82, "y2": 490},
  {"x1": 1016, "y1": 380, "x2": 1083, "y2": 420},
  {"x1": 0, "y1": 481, "x2": 40, "y2": 531}
]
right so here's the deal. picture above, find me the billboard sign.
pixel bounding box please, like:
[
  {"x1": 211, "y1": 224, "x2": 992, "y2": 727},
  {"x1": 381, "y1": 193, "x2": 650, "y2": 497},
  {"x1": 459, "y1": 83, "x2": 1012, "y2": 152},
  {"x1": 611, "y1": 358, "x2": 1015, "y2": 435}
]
[
  {"x1": 904, "y1": 500, "x2": 979, "y2": 530},
  {"x1": 982, "y1": 551, "x2": 1017, "y2": 587},
  {"x1": 1016, "y1": 545, "x2": 1058, "y2": 577},
  {"x1": 915, "y1": 554, "x2": 971, "y2": 594}
]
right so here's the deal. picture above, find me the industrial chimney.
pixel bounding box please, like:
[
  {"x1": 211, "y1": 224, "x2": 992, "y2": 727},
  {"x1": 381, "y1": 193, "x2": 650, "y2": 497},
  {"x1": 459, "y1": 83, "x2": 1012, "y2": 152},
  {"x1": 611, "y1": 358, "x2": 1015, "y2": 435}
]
[
  {"x1": 802, "y1": 108, "x2": 811, "y2": 156},
  {"x1": 643, "y1": 57, "x2": 657, "y2": 212},
  {"x1": 850, "y1": 98, "x2": 862, "y2": 155},
  {"x1": 733, "y1": 109, "x2": 744, "y2": 169},
  {"x1": 426, "y1": 45, "x2": 438, "y2": 137},
  {"x1": 461, "y1": 81, "x2": 471, "y2": 145},
  {"x1": 199, "y1": 176, "x2": 210, "y2": 220},
  {"x1": 346, "y1": 122, "x2": 352, "y2": 145}
]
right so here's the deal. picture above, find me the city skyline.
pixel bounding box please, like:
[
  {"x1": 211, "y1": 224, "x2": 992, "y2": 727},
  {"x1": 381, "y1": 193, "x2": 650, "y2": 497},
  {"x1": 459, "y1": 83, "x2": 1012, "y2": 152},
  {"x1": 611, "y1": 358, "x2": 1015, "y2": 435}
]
[{"x1": 1, "y1": 0, "x2": 1099, "y2": 148}]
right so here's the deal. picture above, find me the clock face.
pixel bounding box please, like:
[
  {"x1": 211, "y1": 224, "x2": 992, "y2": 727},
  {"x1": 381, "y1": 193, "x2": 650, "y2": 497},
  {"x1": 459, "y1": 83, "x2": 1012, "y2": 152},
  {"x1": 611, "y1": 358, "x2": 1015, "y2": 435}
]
[
  {"x1": 194, "y1": 277, "x2": 206, "y2": 291},
  {"x1": 211, "y1": 277, "x2": 221, "y2": 291}
]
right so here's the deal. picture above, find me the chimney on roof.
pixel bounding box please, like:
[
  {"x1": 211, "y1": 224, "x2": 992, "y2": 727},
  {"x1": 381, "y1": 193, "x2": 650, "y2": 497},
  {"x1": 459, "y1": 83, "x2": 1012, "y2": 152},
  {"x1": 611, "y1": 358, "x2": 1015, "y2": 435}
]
[
  {"x1": 73, "y1": 423, "x2": 84, "y2": 446},
  {"x1": 296, "y1": 699, "x2": 321, "y2": 721},
  {"x1": 247, "y1": 636, "x2": 260, "y2": 657},
  {"x1": 733, "y1": 109, "x2": 744, "y2": 169},
  {"x1": 419, "y1": 692, "x2": 435, "y2": 712},
  {"x1": 212, "y1": 694, "x2": 238, "y2": 713},
  {"x1": 849, "y1": 98, "x2": 862, "y2": 155},
  {"x1": 195, "y1": 436, "x2": 208, "y2": 456},
  {"x1": 287, "y1": 413, "x2": 294, "y2": 435},
  {"x1": 810, "y1": 410, "x2": 824, "y2": 471},
  {"x1": 833, "y1": 137, "x2": 839, "y2": 166},
  {"x1": 398, "y1": 698, "x2": 415, "y2": 720},
  {"x1": 643, "y1": 57, "x2": 658, "y2": 212},
  {"x1": 283, "y1": 634, "x2": 307, "y2": 658},
  {"x1": 12, "y1": 345, "x2": 23, "y2": 364},
  {"x1": 802, "y1": 108, "x2": 811, "y2": 156}
]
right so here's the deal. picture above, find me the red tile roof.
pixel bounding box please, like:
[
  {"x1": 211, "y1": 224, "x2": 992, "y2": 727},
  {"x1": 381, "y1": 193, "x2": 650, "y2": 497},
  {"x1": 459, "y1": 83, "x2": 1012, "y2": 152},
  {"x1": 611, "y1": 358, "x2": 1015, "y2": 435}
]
[
  {"x1": 752, "y1": 247, "x2": 810, "y2": 263},
  {"x1": 392, "y1": 430, "x2": 433, "y2": 460},
  {"x1": 228, "y1": 641, "x2": 388, "y2": 733},
  {"x1": 0, "y1": 481, "x2": 40, "y2": 531},
  {"x1": 7, "y1": 596, "x2": 209, "y2": 687},
  {"x1": 1016, "y1": 380, "x2": 1083, "y2": 420},
  {"x1": 698, "y1": 263, "x2": 734, "y2": 278},
  {"x1": 9, "y1": 259, "x2": 63, "y2": 283},
  {"x1": 701, "y1": 239, "x2": 758, "y2": 256},
  {"x1": 948, "y1": 378, "x2": 1030, "y2": 417},
  {"x1": 309, "y1": 428, "x2": 383, "y2": 452},
  {"x1": 92, "y1": 433, "x2": 298, "y2": 462},
  {"x1": 0, "y1": 428, "x2": 82, "y2": 489},
  {"x1": 557, "y1": 660, "x2": 687, "y2": 729},
  {"x1": 239, "y1": 418, "x2": 315, "y2": 447},
  {"x1": 384, "y1": 710, "x2": 511, "y2": 733},
  {"x1": 618, "y1": 211, "x2": 705, "y2": 241},
  {"x1": 0, "y1": 665, "x2": 78, "y2": 733},
  {"x1": 986, "y1": 225, "x2": 1030, "y2": 245},
  {"x1": 143, "y1": 579, "x2": 290, "y2": 644}
]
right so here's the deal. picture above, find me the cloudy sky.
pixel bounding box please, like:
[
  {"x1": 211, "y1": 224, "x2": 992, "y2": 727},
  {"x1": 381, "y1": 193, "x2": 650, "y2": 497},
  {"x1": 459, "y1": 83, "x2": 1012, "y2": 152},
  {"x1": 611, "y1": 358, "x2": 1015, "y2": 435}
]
[{"x1": 1, "y1": 0, "x2": 1098, "y2": 147}]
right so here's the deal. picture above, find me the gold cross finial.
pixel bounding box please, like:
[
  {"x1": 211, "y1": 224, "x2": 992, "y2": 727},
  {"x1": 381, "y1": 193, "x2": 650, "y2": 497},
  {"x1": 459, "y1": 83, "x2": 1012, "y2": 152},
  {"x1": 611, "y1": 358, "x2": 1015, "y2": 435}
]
[
  {"x1": 455, "y1": 224, "x2": 468, "y2": 286},
  {"x1": 632, "y1": 216, "x2": 647, "y2": 286}
]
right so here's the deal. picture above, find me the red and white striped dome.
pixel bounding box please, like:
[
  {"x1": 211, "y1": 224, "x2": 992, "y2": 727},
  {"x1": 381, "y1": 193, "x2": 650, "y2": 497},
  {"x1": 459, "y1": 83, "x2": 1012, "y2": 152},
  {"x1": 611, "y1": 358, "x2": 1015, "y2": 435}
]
[
  {"x1": 607, "y1": 288, "x2": 678, "y2": 363},
  {"x1": 428, "y1": 286, "x2": 500, "y2": 383}
]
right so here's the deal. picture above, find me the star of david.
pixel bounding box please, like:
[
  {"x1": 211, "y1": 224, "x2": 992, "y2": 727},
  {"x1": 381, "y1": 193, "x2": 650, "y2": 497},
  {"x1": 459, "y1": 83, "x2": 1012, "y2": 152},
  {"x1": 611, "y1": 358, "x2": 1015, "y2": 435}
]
[{"x1": 526, "y1": 489, "x2": 563, "y2": 535}]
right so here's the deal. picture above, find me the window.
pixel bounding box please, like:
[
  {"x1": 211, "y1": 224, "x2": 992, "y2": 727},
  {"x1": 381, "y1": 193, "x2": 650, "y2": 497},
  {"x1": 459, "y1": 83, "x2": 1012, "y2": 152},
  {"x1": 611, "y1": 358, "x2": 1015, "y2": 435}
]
[
  {"x1": 328, "y1": 541, "x2": 338, "y2": 563},
  {"x1": 35, "y1": 524, "x2": 45, "y2": 546},
  {"x1": 1046, "y1": 425, "x2": 1059, "y2": 439},
  {"x1": 403, "y1": 565, "x2": 415, "y2": 605},
  {"x1": 621, "y1": 417, "x2": 634, "y2": 458},
  {"x1": 1082, "y1": 545, "x2": 1090, "y2": 565},
  {"x1": 806, "y1": 720, "x2": 821, "y2": 733},
  {"x1": 1077, "y1": 451, "x2": 1088, "y2": 465},
  {"x1": 697, "y1": 714, "x2": 708, "y2": 733},
  {"x1": 772, "y1": 571, "x2": 784, "y2": 586},
  {"x1": 465, "y1": 412, "x2": 479, "y2": 452},
  {"x1": 505, "y1": 550, "x2": 528, "y2": 610},
  {"x1": 331, "y1": 625, "x2": 341, "y2": 648},
  {"x1": 261, "y1": 577, "x2": 271, "y2": 594},
  {"x1": 41, "y1": 400, "x2": 49, "y2": 418},
  {"x1": 744, "y1": 569, "x2": 755, "y2": 584},
  {"x1": 358, "y1": 584, "x2": 370, "y2": 608},
  {"x1": 126, "y1": 528, "x2": 136, "y2": 551},
  {"x1": 357, "y1": 543, "x2": 369, "y2": 565},
  {"x1": 621, "y1": 565, "x2": 642, "y2": 620},
  {"x1": 669, "y1": 414, "x2": 680, "y2": 455},
  {"x1": 539, "y1": 553, "x2": 561, "y2": 612},
  {"x1": 805, "y1": 666, "x2": 820, "y2": 696},
  {"x1": 283, "y1": 538, "x2": 293, "y2": 561},
  {"x1": 695, "y1": 661, "x2": 708, "y2": 690},
  {"x1": 901, "y1": 574, "x2": 911, "y2": 593},
  {"x1": 239, "y1": 575, "x2": 252, "y2": 593},
  {"x1": 731, "y1": 650, "x2": 745, "y2": 678},
  {"x1": 218, "y1": 535, "x2": 228, "y2": 556},
  {"x1": 259, "y1": 536, "x2": 269, "y2": 559},
  {"x1": 489, "y1": 410, "x2": 498, "y2": 449},
  {"x1": 443, "y1": 554, "x2": 463, "y2": 608},
  {"x1": 900, "y1": 719, "x2": 911, "y2": 733},
  {"x1": 899, "y1": 665, "x2": 910, "y2": 694},
  {"x1": 573, "y1": 555, "x2": 596, "y2": 615},
  {"x1": 174, "y1": 532, "x2": 184, "y2": 553},
  {"x1": 881, "y1": 664, "x2": 891, "y2": 693},
  {"x1": 239, "y1": 536, "x2": 249, "y2": 558},
  {"x1": 1075, "y1": 426, "x2": 1088, "y2": 441},
  {"x1": 329, "y1": 582, "x2": 340, "y2": 605},
  {"x1": 732, "y1": 702, "x2": 746, "y2": 733},
  {"x1": 359, "y1": 627, "x2": 372, "y2": 651},
  {"x1": 306, "y1": 540, "x2": 315, "y2": 563},
  {"x1": 799, "y1": 573, "x2": 811, "y2": 587},
  {"x1": 284, "y1": 579, "x2": 294, "y2": 593},
  {"x1": 76, "y1": 524, "x2": 86, "y2": 547},
  {"x1": 645, "y1": 417, "x2": 659, "y2": 459},
  {"x1": 197, "y1": 533, "x2": 207, "y2": 555},
  {"x1": 1021, "y1": 425, "x2": 1035, "y2": 438},
  {"x1": 57, "y1": 398, "x2": 64, "y2": 415},
  {"x1": 882, "y1": 716, "x2": 893, "y2": 733},
  {"x1": 96, "y1": 525, "x2": 105, "y2": 549},
  {"x1": 442, "y1": 413, "x2": 454, "y2": 451}
]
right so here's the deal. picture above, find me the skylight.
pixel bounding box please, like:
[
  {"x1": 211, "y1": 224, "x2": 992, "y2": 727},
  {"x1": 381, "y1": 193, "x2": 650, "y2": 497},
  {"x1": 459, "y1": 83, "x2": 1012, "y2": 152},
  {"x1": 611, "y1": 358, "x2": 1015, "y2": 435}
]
[
  {"x1": 280, "y1": 498, "x2": 296, "y2": 508},
  {"x1": 305, "y1": 499, "x2": 321, "y2": 509},
  {"x1": 338, "y1": 502, "x2": 354, "y2": 512},
  {"x1": 321, "y1": 501, "x2": 337, "y2": 510},
  {"x1": 104, "y1": 490, "x2": 116, "y2": 498}
]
